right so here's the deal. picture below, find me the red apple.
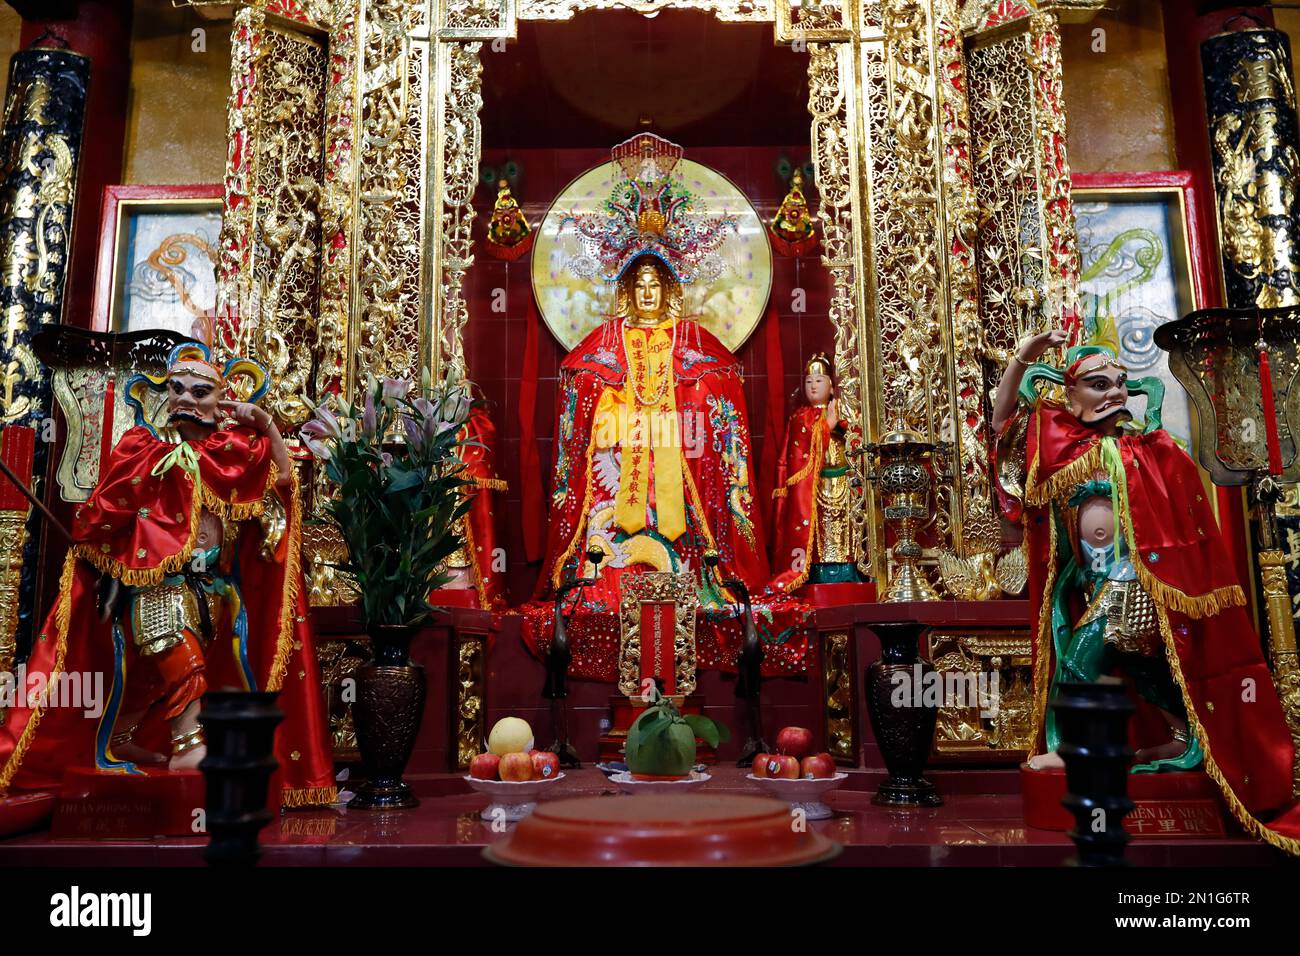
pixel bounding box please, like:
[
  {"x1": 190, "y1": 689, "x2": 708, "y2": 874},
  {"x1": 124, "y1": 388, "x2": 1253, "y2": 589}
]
[
  {"x1": 764, "y1": 754, "x2": 800, "y2": 779},
  {"x1": 469, "y1": 752, "x2": 501, "y2": 780},
  {"x1": 776, "y1": 726, "x2": 814, "y2": 759},
  {"x1": 801, "y1": 754, "x2": 836, "y2": 779},
  {"x1": 751, "y1": 753, "x2": 771, "y2": 778},
  {"x1": 499, "y1": 752, "x2": 535, "y2": 781},
  {"x1": 531, "y1": 751, "x2": 560, "y2": 780}
]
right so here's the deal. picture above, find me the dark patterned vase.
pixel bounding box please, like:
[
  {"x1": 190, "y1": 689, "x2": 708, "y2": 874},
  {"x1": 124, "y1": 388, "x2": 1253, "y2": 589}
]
[
  {"x1": 349, "y1": 626, "x2": 426, "y2": 810},
  {"x1": 864, "y1": 621, "x2": 942, "y2": 807}
]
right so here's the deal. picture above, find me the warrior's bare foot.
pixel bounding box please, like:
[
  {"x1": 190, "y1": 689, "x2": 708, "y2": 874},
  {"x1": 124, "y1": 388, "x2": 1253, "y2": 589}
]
[
  {"x1": 114, "y1": 741, "x2": 167, "y2": 765},
  {"x1": 169, "y1": 743, "x2": 207, "y2": 771},
  {"x1": 1027, "y1": 751, "x2": 1065, "y2": 771},
  {"x1": 1134, "y1": 739, "x2": 1187, "y2": 765}
]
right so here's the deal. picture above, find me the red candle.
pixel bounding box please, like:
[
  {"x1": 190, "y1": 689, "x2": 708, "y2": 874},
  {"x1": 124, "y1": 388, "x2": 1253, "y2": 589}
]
[{"x1": 1258, "y1": 340, "x2": 1283, "y2": 476}]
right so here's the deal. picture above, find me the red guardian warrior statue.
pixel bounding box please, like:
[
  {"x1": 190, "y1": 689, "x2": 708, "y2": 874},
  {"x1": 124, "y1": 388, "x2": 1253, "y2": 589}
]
[
  {"x1": 0, "y1": 342, "x2": 335, "y2": 808},
  {"x1": 994, "y1": 328, "x2": 1300, "y2": 852}
]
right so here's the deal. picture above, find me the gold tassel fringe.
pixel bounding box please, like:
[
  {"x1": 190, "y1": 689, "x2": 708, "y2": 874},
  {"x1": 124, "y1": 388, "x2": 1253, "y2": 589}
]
[
  {"x1": 1158, "y1": 605, "x2": 1300, "y2": 857},
  {"x1": 0, "y1": 553, "x2": 75, "y2": 794},
  {"x1": 266, "y1": 470, "x2": 303, "y2": 693}
]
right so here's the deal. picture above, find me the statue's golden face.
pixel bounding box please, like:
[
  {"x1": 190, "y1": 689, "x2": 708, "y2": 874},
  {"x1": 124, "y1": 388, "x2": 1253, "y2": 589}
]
[{"x1": 633, "y1": 265, "x2": 664, "y2": 319}]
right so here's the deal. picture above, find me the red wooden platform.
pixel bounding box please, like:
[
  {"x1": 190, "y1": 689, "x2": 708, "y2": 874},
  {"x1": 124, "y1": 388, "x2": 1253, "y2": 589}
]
[{"x1": 0, "y1": 768, "x2": 1282, "y2": 867}]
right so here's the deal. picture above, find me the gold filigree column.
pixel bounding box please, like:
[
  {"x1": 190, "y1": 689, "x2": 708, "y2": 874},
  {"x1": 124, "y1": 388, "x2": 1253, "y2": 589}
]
[
  {"x1": 218, "y1": 6, "x2": 328, "y2": 428},
  {"x1": 934, "y1": 0, "x2": 998, "y2": 558},
  {"x1": 428, "y1": 40, "x2": 484, "y2": 381},
  {"x1": 806, "y1": 39, "x2": 878, "y2": 578}
]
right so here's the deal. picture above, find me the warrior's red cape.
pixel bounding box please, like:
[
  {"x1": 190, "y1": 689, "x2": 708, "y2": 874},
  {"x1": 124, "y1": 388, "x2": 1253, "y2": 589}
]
[
  {"x1": 0, "y1": 425, "x2": 336, "y2": 808},
  {"x1": 520, "y1": 320, "x2": 812, "y2": 680},
  {"x1": 1021, "y1": 402, "x2": 1300, "y2": 853}
]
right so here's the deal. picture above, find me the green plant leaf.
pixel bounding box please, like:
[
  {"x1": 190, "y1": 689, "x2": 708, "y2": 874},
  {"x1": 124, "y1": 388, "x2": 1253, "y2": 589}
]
[{"x1": 682, "y1": 714, "x2": 721, "y2": 749}]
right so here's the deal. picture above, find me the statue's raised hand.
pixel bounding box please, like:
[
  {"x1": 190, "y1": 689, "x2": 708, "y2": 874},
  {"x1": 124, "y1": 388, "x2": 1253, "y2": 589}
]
[
  {"x1": 219, "y1": 400, "x2": 273, "y2": 432},
  {"x1": 1016, "y1": 328, "x2": 1068, "y2": 364}
]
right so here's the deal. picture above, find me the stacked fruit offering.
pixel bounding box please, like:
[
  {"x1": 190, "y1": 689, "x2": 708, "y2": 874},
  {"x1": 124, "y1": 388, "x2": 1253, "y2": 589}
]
[
  {"x1": 750, "y1": 726, "x2": 837, "y2": 780},
  {"x1": 468, "y1": 717, "x2": 562, "y2": 782}
]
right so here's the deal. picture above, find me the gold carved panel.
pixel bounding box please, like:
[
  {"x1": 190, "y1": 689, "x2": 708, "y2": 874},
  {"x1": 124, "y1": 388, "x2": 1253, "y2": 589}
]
[
  {"x1": 352, "y1": 0, "x2": 429, "y2": 386},
  {"x1": 617, "y1": 572, "x2": 700, "y2": 698},
  {"x1": 429, "y1": 40, "x2": 483, "y2": 378},
  {"x1": 219, "y1": 9, "x2": 328, "y2": 428},
  {"x1": 926, "y1": 628, "x2": 1034, "y2": 760},
  {"x1": 517, "y1": 0, "x2": 775, "y2": 23},
  {"x1": 456, "y1": 633, "x2": 486, "y2": 768},
  {"x1": 777, "y1": 0, "x2": 853, "y2": 42},
  {"x1": 822, "y1": 630, "x2": 856, "y2": 763}
]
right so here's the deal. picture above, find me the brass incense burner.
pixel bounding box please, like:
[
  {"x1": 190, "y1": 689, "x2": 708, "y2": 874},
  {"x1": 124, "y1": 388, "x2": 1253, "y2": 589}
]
[{"x1": 864, "y1": 430, "x2": 950, "y2": 603}]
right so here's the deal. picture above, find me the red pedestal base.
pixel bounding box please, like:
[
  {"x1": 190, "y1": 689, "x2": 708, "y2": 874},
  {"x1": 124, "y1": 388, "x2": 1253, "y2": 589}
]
[
  {"x1": 1021, "y1": 765, "x2": 1227, "y2": 838},
  {"x1": 798, "y1": 582, "x2": 876, "y2": 607},
  {"x1": 50, "y1": 768, "x2": 205, "y2": 840},
  {"x1": 0, "y1": 791, "x2": 56, "y2": 838}
]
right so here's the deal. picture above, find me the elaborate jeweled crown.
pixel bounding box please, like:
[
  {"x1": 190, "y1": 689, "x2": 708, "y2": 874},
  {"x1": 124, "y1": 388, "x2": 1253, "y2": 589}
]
[{"x1": 562, "y1": 133, "x2": 739, "y2": 286}]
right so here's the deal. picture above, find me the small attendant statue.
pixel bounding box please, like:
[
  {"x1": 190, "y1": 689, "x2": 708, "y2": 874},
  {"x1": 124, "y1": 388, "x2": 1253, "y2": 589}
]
[{"x1": 771, "y1": 353, "x2": 865, "y2": 591}]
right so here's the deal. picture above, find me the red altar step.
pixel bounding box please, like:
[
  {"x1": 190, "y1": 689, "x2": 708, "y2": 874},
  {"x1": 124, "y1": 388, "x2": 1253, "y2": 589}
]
[
  {"x1": 49, "y1": 768, "x2": 205, "y2": 840},
  {"x1": 1020, "y1": 765, "x2": 1227, "y2": 838},
  {"x1": 0, "y1": 791, "x2": 55, "y2": 839}
]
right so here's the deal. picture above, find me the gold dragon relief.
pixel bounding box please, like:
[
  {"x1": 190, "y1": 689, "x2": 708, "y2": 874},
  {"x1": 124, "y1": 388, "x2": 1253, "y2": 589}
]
[{"x1": 249, "y1": 26, "x2": 328, "y2": 427}]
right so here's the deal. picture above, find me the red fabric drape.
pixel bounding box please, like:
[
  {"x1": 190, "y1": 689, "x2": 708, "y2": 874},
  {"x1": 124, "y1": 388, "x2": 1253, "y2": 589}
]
[
  {"x1": 518, "y1": 296, "x2": 545, "y2": 562},
  {"x1": 760, "y1": 304, "x2": 784, "y2": 527}
]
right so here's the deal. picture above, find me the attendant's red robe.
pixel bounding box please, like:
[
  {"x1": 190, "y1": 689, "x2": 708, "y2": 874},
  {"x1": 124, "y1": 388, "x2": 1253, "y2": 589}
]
[
  {"x1": 769, "y1": 404, "x2": 859, "y2": 592},
  {"x1": 1019, "y1": 402, "x2": 1300, "y2": 853},
  {"x1": 0, "y1": 425, "x2": 336, "y2": 808}
]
